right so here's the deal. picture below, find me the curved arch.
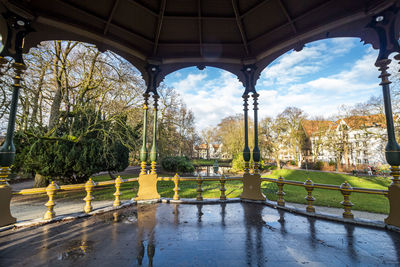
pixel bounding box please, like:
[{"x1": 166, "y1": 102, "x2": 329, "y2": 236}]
[
  {"x1": 157, "y1": 62, "x2": 245, "y2": 88},
  {"x1": 23, "y1": 18, "x2": 149, "y2": 84}
]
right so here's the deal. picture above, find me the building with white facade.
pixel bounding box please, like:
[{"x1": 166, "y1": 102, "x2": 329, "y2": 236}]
[
  {"x1": 302, "y1": 115, "x2": 387, "y2": 166},
  {"x1": 193, "y1": 144, "x2": 230, "y2": 159}
]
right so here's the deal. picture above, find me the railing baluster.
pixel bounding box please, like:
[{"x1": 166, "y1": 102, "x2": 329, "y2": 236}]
[
  {"x1": 173, "y1": 174, "x2": 180, "y2": 200},
  {"x1": 44, "y1": 181, "x2": 59, "y2": 220},
  {"x1": 84, "y1": 178, "x2": 96, "y2": 213},
  {"x1": 340, "y1": 181, "x2": 354, "y2": 219},
  {"x1": 277, "y1": 176, "x2": 285, "y2": 206},
  {"x1": 304, "y1": 178, "x2": 315, "y2": 213},
  {"x1": 113, "y1": 176, "x2": 123, "y2": 207},
  {"x1": 220, "y1": 175, "x2": 227, "y2": 200},
  {"x1": 196, "y1": 174, "x2": 203, "y2": 201}
]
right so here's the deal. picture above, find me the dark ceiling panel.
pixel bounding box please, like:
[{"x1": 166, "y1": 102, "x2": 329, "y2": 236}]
[
  {"x1": 201, "y1": 0, "x2": 234, "y2": 17},
  {"x1": 159, "y1": 20, "x2": 198, "y2": 43},
  {"x1": 202, "y1": 19, "x2": 242, "y2": 43},
  {"x1": 165, "y1": 0, "x2": 197, "y2": 16},
  {"x1": 64, "y1": 0, "x2": 114, "y2": 20},
  {"x1": 243, "y1": 0, "x2": 287, "y2": 40},
  {"x1": 112, "y1": 0, "x2": 157, "y2": 40}
]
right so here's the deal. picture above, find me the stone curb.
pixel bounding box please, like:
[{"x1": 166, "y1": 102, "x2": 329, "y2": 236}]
[
  {"x1": 1, "y1": 198, "x2": 399, "y2": 233},
  {"x1": 0, "y1": 200, "x2": 137, "y2": 232}
]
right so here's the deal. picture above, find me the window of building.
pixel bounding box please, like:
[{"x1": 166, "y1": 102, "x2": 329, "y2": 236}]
[
  {"x1": 364, "y1": 159, "x2": 369, "y2": 164},
  {"x1": 357, "y1": 159, "x2": 361, "y2": 164},
  {"x1": 363, "y1": 141, "x2": 367, "y2": 147}
]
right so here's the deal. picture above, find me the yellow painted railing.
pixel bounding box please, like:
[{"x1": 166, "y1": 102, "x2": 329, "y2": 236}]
[
  {"x1": 13, "y1": 177, "x2": 139, "y2": 220},
  {"x1": 261, "y1": 177, "x2": 388, "y2": 219},
  {"x1": 157, "y1": 174, "x2": 242, "y2": 201},
  {"x1": 10, "y1": 174, "x2": 389, "y2": 222}
]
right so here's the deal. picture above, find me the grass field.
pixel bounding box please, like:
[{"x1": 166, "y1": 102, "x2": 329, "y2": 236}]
[
  {"x1": 262, "y1": 169, "x2": 391, "y2": 214},
  {"x1": 56, "y1": 169, "x2": 391, "y2": 214}
]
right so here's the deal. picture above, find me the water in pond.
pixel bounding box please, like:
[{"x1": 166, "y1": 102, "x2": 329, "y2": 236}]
[{"x1": 193, "y1": 166, "x2": 231, "y2": 176}]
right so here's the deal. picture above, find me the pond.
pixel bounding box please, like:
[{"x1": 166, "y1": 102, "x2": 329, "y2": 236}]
[{"x1": 193, "y1": 166, "x2": 231, "y2": 176}]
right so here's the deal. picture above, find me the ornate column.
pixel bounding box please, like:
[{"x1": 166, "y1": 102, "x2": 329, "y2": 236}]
[
  {"x1": 252, "y1": 92, "x2": 261, "y2": 173},
  {"x1": 0, "y1": 15, "x2": 29, "y2": 227},
  {"x1": 150, "y1": 94, "x2": 159, "y2": 174},
  {"x1": 240, "y1": 65, "x2": 265, "y2": 201},
  {"x1": 365, "y1": 7, "x2": 400, "y2": 227},
  {"x1": 242, "y1": 93, "x2": 251, "y2": 173},
  {"x1": 135, "y1": 65, "x2": 160, "y2": 201},
  {"x1": 376, "y1": 57, "x2": 400, "y2": 227},
  {"x1": 0, "y1": 60, "x2": 26, "y2": 227},
  {"x1": 139, "y1": 93, "x2": 149, "y2": 175}
]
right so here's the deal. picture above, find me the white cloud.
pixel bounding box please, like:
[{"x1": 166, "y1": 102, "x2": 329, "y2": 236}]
[
  {"x1": 257, "y1": 45, "x2": 383, "y2": 118},
  {"x1": 171, "y1": 70, "x2": 244, "y2": 130},
  {"x1": 166, "y1": 39, "x2": 389, "y2": 131}
]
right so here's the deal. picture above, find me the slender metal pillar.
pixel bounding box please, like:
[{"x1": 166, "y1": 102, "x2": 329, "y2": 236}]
[
  {"x1": 242, "y1": 94, "x2": 251, "y2": 173},
  {"x1": 252, "y1": 92, "x2": 261, "y2": 173},
  {"x1": 376, "y1": 58, "x2": 400, "y2": 169},
  {"x1": 139, "y1": 93, "x2": 149, "y2": 175},
  {"x1": 0, "y1": 59, "x2": 26, "y2": 227},
  {"x1": 376, "y1": 57, "x2": 400, "y2": 227},
  {"x1": 0, "y1": 61, "x2": 25, "y2": 168},
  {"x1": 150, "y1": 94, "x2": 159, "y2": 174}
]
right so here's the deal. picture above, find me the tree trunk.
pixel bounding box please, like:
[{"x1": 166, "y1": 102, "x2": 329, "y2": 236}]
[
  {"x1": 48, "y1": 42, "x2": 63, "y2": 130},
  {"x1": 275, "y1": 154, "x2": 281, "y2": 169}
]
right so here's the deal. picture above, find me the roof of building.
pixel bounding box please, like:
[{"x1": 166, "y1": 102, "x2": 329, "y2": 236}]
[
  {"x1": 302, "y1": 120, "x2": 332, "y2": 137},
  {"x1": 337, "y1": 114, "x2": 387, "y2": 130},
  {"x1": 303, "y1": 114, "x2": 387, "y2": 136}
]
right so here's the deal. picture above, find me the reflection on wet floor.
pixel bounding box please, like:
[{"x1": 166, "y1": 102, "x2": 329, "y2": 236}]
[{"x1": 0, "y1": 202, "x2": 399, "y2": 266}]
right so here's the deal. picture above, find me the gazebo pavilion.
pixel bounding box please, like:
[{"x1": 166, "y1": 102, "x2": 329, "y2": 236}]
[{"x1": 0, "y1": 1, "x2": 400, "y2": 261}]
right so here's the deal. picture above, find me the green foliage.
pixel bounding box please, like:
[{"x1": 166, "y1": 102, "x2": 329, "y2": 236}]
[
  {"x1": 301, "y1": 160, "x2": 324, "y2": 170},
  {"x1": 161, "y1": 156, "x2": 195, "y2": 173},
  {"x1": 13, "y1": 109, "x2": 139, "y2": 184},
  {"x1": 232, "y1": 153, "x2": 245, "y2": 172}
]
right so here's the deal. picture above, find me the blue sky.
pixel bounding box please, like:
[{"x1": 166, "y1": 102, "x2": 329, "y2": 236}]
[{"x1": 163, "y1": 38, "x2": 386, "y2": 130}]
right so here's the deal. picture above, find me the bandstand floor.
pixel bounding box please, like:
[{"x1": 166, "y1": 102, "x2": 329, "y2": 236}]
[{"x1": 0, "y1": 202, "x2": 399, "y2": 266}]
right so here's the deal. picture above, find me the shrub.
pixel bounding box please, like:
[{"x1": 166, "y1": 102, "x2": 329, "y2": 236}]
[
  {"x1": 232, "y1": 154, "x2": 245, "y2": 172},
  {"x1": 161, "y1": 156, "x2": 195, "y2": 173}
]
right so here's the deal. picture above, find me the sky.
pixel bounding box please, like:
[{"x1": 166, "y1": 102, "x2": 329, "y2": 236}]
[{"x1": 163, "y1": 38, "x2": 387, "y2": 131}]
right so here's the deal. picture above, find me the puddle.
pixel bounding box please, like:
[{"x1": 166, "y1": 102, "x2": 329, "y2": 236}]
[{"x1": 58, "y1": 240, "x2": 94, "y2": 261}]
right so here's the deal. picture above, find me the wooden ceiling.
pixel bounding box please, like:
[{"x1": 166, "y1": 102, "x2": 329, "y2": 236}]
[{"x1": 1, "y1": 0, "x2": 398, "y2": 84}]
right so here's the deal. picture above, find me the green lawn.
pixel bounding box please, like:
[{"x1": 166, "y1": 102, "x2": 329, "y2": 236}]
[
  {"x1": 262, "y1": 169, "x2": 391, "y2": 214},
  {"x1": 54, "y1": 169, "x2": 391, "y2": 214}
]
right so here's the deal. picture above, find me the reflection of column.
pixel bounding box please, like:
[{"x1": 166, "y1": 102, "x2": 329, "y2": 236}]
[
  {"x1": 307, "y1": 217, "x2": 316, "y2": 249},
  {"x1": 242, "y1": 94, "x2": 251, "y2": 174},
  {"x1": 136, "y1": 204, "x2": 158, "y2": 266},
  {"x1": 220, "y1": 203, "x2": 226, "y2": 227},
  {"x1": 150, "y1": 94, "x2": 159, "y2": 174},
  {"x1": 174, "y1": 204, "x2": 179, "y2": 226},
  {"x1": 242, "y1": 203, "x2": 266, "y2": 265},
  {"x1": 197, "y1": 204, "x2": 203, "y2": 223},
  {"x1": 140, "y1": 93, "x2": 149, "y2": 175},
  {"x1": 252, "y1": 92, "x2": 261, "y2": 172},
  {"x1": 344, "y1": 224, "x2": 357, "y2": 261}
]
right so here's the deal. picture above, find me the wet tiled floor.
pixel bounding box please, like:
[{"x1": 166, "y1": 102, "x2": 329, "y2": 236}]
[{"x1": 0, "y1": 203, "x2": 399, "y2": 266}]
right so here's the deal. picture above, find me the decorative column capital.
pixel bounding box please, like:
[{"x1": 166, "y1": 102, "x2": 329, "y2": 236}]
[
  {"x1": 145, "y1": 64, "x2": 161, "y2": 95},
  {"x1": 361, "y1": 5, "x2": 400, "y2": 61},
  {"x1": 241, "y1": 65, "x2": 258, "y2": 96}
]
